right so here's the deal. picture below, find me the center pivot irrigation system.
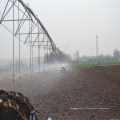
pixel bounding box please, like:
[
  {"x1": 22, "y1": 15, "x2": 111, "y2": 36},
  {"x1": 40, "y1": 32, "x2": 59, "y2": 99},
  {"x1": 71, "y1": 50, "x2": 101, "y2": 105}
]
[{"x1": 0, "y1": 0, "x2": 61, "y2": 81}]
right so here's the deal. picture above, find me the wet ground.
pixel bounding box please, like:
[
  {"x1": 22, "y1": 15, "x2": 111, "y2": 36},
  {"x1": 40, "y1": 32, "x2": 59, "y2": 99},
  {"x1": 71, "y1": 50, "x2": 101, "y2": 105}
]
[{"x1": 0, "y1": 65, "x2": 120, "y2": 120}]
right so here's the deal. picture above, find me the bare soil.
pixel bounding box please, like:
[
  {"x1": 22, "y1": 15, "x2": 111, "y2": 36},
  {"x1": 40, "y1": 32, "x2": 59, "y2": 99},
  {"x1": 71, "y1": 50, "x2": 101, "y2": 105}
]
[{"x1": 0, "y1": 65, "x2": 120, "y2": 120}]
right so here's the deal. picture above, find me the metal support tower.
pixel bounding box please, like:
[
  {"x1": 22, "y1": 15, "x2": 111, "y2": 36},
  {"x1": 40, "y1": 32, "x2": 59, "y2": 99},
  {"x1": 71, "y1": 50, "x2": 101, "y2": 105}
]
[{"x1": 0, "y1": 0, "x2": 59, "y2": 80}]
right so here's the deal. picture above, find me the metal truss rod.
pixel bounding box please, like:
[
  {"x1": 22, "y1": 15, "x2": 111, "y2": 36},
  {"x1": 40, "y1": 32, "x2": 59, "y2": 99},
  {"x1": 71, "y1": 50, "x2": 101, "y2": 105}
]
[
  {"x1": 38, "y1": 47, "x2": 52, "y2": 49},
  {"x1": 9, "y1": 0, "x2": 31, "y2": 20},
  {"x1": 44, "y1": 47, "x2": 45, "y2": 72},
  {"x1": 25, "y1": 41, "x2": 49, "y2": 43},
  {"x1": 44, "y1": 40, "x2": 49, "y2": 49},
  {"x1": 31, "y1": 20, "x2": 33, "y2": 76},
  {"x1": 16, "y1": 33, "x2": 43, "y2": 35},
  {"x1": 1, "y1": 0, "x2": 17, "y2": 22},
  {"x1": 0, "y1": 0, "x2": 10, "y2": 23},
  {"x1": 9, "y1": 0, "x2": 33, "y2": 22},
  {"x1": 32, "y1": 47, "x2": 33, "y2": 75},
  {"x1": 18, "y1": 0, "x2": 56, "y2": 51},
  {"x1": 38, "y1": 47, "x2": 40, "y2": 73},
  {"x1": 32, "y1": 34, "x2": 39, "y2": 47},
  {"x1": 29, "y1": 16, "x2": 32, "y2": 76},
  {"x1": 18, "y1": 1, "x2": 21, "y2": 79},
  {"x1": 18, "y1": 0, "x2": 33, "y2": 21},
  {"x1": 1, "y1": 23, "x2": 30, "y2": 47},
  {"x1": 24, "y1": 19, "x2": 37, "y2": 43},
  {"x1": 13, "y1": 0, "x2": 15, "y2": 82},
  {"x1": 47, "y1": 39, "x2": 49, "y2": 71},
  {"x1": 15, "y1": 10, "x2": 27, "y2": 35},
  {"x1": 2, "y1": 19, "x2": 31, "y2": 22},
  {"x1": 38, "y1": 35, "x2": 46, "y2": 47},
  {"x1": 34, "y1": 45, "x2": 52, "y2": 47},
  {"x1": 38, "y1": 22, "x2": 40, "y2": 74},
  {"x1": 9, "y1": 0, "x2": 44, "y2": 36},
  {"x1": 1, "y1": 0, "x2": 57, "y2": 51}
]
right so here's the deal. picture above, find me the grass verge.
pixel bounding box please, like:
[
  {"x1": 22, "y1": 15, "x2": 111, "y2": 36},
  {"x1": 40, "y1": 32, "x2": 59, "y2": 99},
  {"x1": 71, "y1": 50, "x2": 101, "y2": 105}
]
[{"x1": 72, "y1": 62, "x2": 120, "y2": 67}]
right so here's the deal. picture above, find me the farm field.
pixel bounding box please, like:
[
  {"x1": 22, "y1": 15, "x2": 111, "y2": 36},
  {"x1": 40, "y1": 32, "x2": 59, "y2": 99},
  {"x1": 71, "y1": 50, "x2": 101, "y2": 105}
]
[
  {"x1": 72, "y1": 61, "x2": 120, "y2": 67},
  {"x1": 0, "y1": 65, "x2": 120, "y2": 120}
]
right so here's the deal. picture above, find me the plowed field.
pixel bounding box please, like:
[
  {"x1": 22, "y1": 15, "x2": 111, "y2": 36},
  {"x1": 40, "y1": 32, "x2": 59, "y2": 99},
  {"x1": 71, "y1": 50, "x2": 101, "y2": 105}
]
[{"x1": 0, "y1": 65, "x2": 120, "y2": 120}]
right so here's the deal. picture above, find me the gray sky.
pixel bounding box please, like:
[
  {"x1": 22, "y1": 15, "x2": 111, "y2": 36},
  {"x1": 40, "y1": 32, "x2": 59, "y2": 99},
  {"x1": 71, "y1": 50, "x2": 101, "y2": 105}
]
[{"x1": 0, "y1": 0, "x2": 120, "y2": 58}]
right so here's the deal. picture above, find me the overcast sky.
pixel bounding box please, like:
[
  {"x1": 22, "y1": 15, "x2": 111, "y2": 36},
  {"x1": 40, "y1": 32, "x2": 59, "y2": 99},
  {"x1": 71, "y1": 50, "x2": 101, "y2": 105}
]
[{"x1": 0, "y1": 0, "x2": 120, "y2": 59}]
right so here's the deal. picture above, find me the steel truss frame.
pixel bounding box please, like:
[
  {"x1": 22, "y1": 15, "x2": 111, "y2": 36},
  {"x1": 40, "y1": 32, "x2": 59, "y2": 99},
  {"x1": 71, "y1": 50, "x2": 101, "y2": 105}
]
[{"x1": 0, "y1": 0, "x2": 58, "y2": 81}]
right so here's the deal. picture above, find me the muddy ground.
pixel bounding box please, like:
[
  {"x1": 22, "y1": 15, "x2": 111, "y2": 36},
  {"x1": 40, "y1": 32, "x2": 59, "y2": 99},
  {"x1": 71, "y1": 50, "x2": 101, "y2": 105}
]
[{"x1": 0, "y1": 65, "x2": 120, "y2": 120}]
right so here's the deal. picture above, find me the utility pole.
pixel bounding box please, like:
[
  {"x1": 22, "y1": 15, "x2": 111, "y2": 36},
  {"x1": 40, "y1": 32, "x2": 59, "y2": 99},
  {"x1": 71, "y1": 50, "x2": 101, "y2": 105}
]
[{"x1": 96, "y1": 35, "x2": 99, "y2": 64}]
